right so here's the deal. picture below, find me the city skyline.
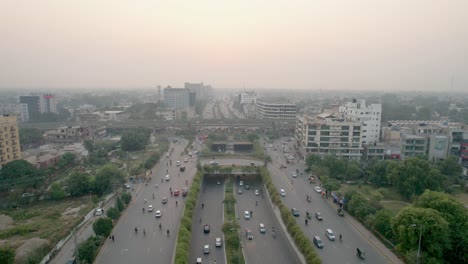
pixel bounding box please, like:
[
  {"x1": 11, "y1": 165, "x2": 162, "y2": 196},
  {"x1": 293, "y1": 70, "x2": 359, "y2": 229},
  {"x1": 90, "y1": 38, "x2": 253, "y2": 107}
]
[{"x1": 1, "y1": 0, "x2": 467, "y2": 92}]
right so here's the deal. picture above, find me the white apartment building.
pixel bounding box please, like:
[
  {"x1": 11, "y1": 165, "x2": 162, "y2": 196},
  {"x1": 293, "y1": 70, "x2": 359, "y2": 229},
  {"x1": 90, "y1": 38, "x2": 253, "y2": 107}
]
[
  {"x1": 339, "y1": 99, "x2": 382, "y2": 145},
  {"x1": 0, "y1": 104, "x2": 29, "y2": 122},
  {"x1": 296, "y1": 113, "x2": 363, "y2": 159},
  {"x1": 256, "y1": 99, "x2": 296, "y2": 120},
  {"x1": 164, "y1": 87, "x2": 189, "y2": 109},
  {"x1": 239, "y1": 91, "x2": 256, "y2": 104}
]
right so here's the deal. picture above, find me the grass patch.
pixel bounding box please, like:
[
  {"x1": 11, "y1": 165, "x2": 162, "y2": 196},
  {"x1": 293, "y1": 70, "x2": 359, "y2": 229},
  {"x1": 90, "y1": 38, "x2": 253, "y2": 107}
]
[{"x1": 380, "y1": 201, "x2": 410, "y2": 215}]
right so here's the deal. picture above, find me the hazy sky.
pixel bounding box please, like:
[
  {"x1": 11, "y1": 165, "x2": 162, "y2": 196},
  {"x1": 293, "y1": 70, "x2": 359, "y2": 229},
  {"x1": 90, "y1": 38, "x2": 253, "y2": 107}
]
[{"x1": 1, "y1": 0, "x2": 467, "y2": 91}]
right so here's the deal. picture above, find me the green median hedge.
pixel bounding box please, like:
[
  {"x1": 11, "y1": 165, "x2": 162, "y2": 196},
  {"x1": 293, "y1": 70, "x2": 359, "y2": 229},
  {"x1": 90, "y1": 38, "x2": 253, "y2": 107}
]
[
  {"x1": 174, "y1": 166, "x2": 204, "y2": 264},
  {"x1": 257, "y1": 167, "x2": 321, "y2": 264}
]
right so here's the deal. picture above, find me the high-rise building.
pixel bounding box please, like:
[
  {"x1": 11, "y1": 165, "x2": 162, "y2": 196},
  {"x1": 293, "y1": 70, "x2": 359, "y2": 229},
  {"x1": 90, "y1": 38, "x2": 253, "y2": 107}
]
[
  {"x1": 163, "y1": 87, "x2": 190, "y2": 109},
  {"x1": 239, "y1": 91, "x2": 256, "y2": 104},
  {"x1": 0, "y1": 104, "x2": 29, "y2": 122},
  {"x1": 339, "y1": 99, "x2": 382, "y2": 145},
  {"x1": 20, "y1": 93, "x2": 58, "y2": 117},
  {"x1": 0, "y1": 115, "x2": 22, "y2": 168},
  {"x1": 295, "y1": 113, "x2": 362, "y2": 159},
  {"x1": 256, "y1": 99, "x2": 296, "y2": 120}
]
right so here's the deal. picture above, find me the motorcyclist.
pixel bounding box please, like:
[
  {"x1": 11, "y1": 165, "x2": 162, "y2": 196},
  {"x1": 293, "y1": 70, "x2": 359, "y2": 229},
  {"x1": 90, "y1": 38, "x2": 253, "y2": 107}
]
[
  {"x1": 135, "y1": 227, "x2": 138, "y2": 233},
  {"x1": 143, "y1": 228, "x2": 146, "y2": 236},
  {"x1": 166, "y1": 229, "x2": 170, "y2": 237},
  {"x1": 142, "y1": 208, "x2": 145, "y2": 213},
  {"x1": 202, "y1": 203, "x2": 204, "y2": 209},
  {"x1": 176, "y1": 201, "x2": 178, "y2": 207},
  {"x1": 357, "y1": 248, "x2": 361, "y2": 257},
  {"x1": 305, "y1": 219, "x2": 308, "y2": 225},
  {"x1": 339, "y1": 234, "x2": 342, "y2": 240},
  {"x1": 159, "y1": 223, "x2": 162, "y2": 230},
  {"x1": 255, "y1": 200, "x2": 258, "y2": 206}
]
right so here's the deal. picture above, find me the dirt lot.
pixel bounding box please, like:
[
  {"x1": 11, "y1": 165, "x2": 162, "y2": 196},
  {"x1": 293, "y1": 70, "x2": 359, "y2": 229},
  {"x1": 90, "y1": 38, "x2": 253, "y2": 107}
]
[{"x1": 0, "y1": 197, "x2": 92, "y2": 263}]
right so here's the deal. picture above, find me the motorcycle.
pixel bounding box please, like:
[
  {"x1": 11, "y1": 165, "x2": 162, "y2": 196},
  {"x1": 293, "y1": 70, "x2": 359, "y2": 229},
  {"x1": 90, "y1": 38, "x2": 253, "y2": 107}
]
[{"x1": 356, "y1": 248, "x2": 365, "y2": 260}]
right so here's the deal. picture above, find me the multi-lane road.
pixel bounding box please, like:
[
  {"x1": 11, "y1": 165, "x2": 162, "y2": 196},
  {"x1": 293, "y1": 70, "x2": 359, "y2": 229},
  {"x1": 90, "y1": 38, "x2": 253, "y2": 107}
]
[{"x1": 96, "y1": 138, "x2": 196, "y2": 264}]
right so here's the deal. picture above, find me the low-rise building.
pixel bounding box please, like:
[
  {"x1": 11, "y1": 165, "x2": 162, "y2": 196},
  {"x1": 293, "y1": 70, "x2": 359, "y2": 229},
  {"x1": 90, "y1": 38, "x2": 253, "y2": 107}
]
[
  {"x1": 45, "y1": 126, "x2": 91, "y2": 144},
  {"x1": 256, "y1": 99, "x2": 296, "y2": 120}
]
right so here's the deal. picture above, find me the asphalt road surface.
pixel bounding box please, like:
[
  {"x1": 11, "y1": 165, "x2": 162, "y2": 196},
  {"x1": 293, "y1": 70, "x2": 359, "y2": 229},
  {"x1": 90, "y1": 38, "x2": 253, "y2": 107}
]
[
  {"x1": 235, "y1": 175, "x2": 301, "y2": 264},
  {"x1": 266, "y1": 138, "x2": 391, "y2": 264},
  {"x1": 188, "y1": 176, "x2": 226, "y2": 264},
  {"x1": 95, "y1": 138, "x2": 197, "y2": 264}
]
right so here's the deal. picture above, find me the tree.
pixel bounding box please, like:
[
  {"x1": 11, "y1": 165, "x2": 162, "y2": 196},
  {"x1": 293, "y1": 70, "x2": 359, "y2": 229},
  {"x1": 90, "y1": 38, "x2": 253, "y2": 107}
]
[
  {"x1": 391, "y1": 207, "x2": 450, "y2": 260},
  {"x1": 93, "y1": 217, "x2": 114, "y2": 237},
  {"x1": 49, "y1": 183, "x2": 66, "y2": 200},
  {"x1": 121, "y1": 192, "x2": 132, "y2": 205},
  {"x1": 415, "y1": 190, "x2": 468, "y2": 263},
  {"x1": 0, "y1": 160, "x2": 36, "y2": 181},
  {"x1": 115, "y1": 197, "x2": 124, "y2": 212},
  {"x1": 66, "y1": 172, "x2": 91, "y2": 197},
  {"x1": 120, "y1": 128, "x2": 151, "y2": 151},
  {"x1": 93, "y1": 165, "x2": 125, "y2": 195},
  {"x1": 19, "y1": 128, "x2": 44, "y2": 146},
  {"x1": 436, "y1": 156, "x2": 463, "y2": 178},
  {"x1": 84, "y1": 140, "x2": 94, "y2": 153},
  {"x1": 371, "y1": 210, "x2": 394, "y2": 240},
  {"x1": 346, "y1": 160, "x2": 362, "y2": 180},
  {"x1": 57, "y1": 153, "x2": 76, "y2": 169},
  {"x1": 367, "y1": 159, "x2": 390, "y2": 186},
  {"x1": 320, "y1": 176, "x2": 341, "y2": 192},
  {"x1": 78, "y1": 236, "x2": 101, "y2": 264},
  {"x1": 106, "y1": 207, "x2": 120, "y2": 220},
  {"x1": 0, "y1": 247, "x2": 15, "y2": 264},
  {"x1": 346, "y1": 192, "x2": 376, "y2": 220}
]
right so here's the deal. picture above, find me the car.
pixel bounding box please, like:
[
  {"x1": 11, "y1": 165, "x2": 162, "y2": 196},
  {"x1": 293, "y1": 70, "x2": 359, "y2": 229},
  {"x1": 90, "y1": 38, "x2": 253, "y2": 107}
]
[
  {"x1": 165, "y1": 174, "x2": 170, "y2": 181},
  {"x1": 237, "y1": 188, "x2": 243, "y2": 194},
  {"x1": 184, "y1": 158, "x2": 188, "y2": 162},
  {"x1": 95, "y1": 208, "x2": 103, "y2": 216},
  {"x1": 245, "y1": 184, "x2": 250, "y2": 190},
  {"x1": 155, "y1": 210, "x2": 162, "y2": 218},
  {"x1": 188, "y1": 151, "x2": 193, "y2": 157},
  {"x1": 204, "y1": 224, "x2": 210, "y2": 233},
  {"x1": 162, "y1": 197, "x2": 168, "y2": 204},
  {"x1": 182, "y1": 187, "x2": 188, "y2": 196},
  {"x1": 313, "y1": 236, "x2": 324, "y2": 248},
  {"x1": 259, "y1": 223, "x2": 266, "y2": 233},
  {"x1": 291, "y1": 208, "x2": 300, "y2": 217},
  {"x1": 246, "y1": 229, "x2": 254, "y2": 240},
  {"x1": 254, "y1": 190, "x2": 259, "y2": 196},
  {"x1": 281, "y1": 163, "x2": 287, "y2": 168},
  {"x1": 315, "y1": 212, "x2": 323, "y2": 221},
  {"x1": 148, "y1": 205, "x2": 154, "y2": 212},
  {"x1": 239, "y1": 181, "x2": 244, "y2": 186},
  {"x1": 244, "y1": 211, "x2": 250, "y2": 220},
  {"x1": 174, "y1": 189, "x2": 180, "y2": 196},
  {"x1": 203, "y1": 244, "x2": 210, "y2": 254},
  {"x1": 180, "y1": 166, "x2": 185, "y2": 172},
  {"x1": 280, "y1": 189, "x2": 286, "y2": 197},
  {"x1": 269, "y1": 144, "x2": 273, "y2": 148},
  {"x1": 292, "y1": 172, "x2": 297, "y2": 178},
  {"x1": 196, "y1": 257, "x2": 202, "y2": 264},
  {"x1": 215, "y1": 237, "x2": 222, "y2": 247},
  {"x1": 209, "y1": 160, "x2": 218, "y2": 165},
  {"x1": 176, "y1": 160, "x2": 180, "y2": 166},
  {"x1": 123, "y1": 184, "x2": 131, "y2": 189},
  {"x1": 325, "y1": 228, "x2": 335, "y2": 241},
  {"x1": 314, "y1": 186, "x2": 322, "y2": 193}
]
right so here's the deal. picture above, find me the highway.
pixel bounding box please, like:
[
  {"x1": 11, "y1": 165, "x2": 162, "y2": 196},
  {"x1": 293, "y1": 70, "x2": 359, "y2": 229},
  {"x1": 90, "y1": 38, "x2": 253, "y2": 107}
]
[
  {"x1": 234, "y1": 175, "x2": 301, "y2": 264},
  {"x1": 95, "y1": 138, "x2": 197, "y2": 264},
  {"x1": 266, "y1": 138, "x2": 393, "y2": 264},
  {"x1": 188, "y1": 176, "x2": 226, "y2": 264}
]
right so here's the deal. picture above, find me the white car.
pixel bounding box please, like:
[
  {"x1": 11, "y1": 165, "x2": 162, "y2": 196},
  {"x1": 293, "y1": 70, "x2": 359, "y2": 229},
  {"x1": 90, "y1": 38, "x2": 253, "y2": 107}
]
[
  {"x1": 239, "y1": 181, "x2": 244, "y2": 186},
  {"x1": 254, "y1": 190, "x2": 259, "y2": 196},
  {"x1": 209, "y1": 160, "x2": 218, "y2": 165},
  {"x1": 326, "y1": 228, "x2": 335, "y2": 241},
  {"x1": 244, "y1": 210, "x2": 250, "y2": 220},
  {"x1": 176, "y1": 161, "x2": 180, "y2": 166},
  {"x1": 165, "y1": 175, "x2": 170, "y2": 181},
  {"x1": 259, "y1": 223, "x2": 266, "y2": 233},
  {"x1": 203, "y1": 244, "x2": 210, "y2": 254},
  {"x1": 292, "y1": 172, "x2": 297, "y2": 178},
  {"x1": 314, "y1": 186, "x2": 322, "y2": 193},
  {"x1": 148, "y1": 205, "x2": 154, "y2": 212},
  {"x1": 95, "y1": 208, "x2": 103, "y2": 216},
  {"x1": 280, "y1": 189, "x2": 286, "y2": 197},
  {"x1": 215, "y1": 237, "x2": 222, "y2": 247},
  {"x1": 155, "y1": 210, "x2": 162, "y2": 218}
]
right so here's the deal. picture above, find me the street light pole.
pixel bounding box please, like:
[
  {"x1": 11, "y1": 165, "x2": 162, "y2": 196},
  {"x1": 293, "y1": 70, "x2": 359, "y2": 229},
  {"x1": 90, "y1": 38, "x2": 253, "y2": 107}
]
[{"x1": 416, "y1": 225, "x2": 422, "y2": 264}]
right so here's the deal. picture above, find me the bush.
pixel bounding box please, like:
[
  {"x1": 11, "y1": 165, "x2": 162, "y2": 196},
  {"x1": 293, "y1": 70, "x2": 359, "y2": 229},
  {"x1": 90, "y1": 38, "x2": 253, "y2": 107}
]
[
  {"x1": 115, "y1": 197, "x2": 124, "y2": 212},
  {"x1": 106, "y1": 207, "x2": 120, "y2": 220},
  {"x1": 121, "y1": 192, "x2": 132, "y2": 205},
  {"x1": 93, "y1": 217, "x2": 114, "y2": 237},
  {"x1": 78, "y1": 236, "x2": 102, "y2": 264},
  {"x1": 0, "y1": 247, "x2": 15, "y2": 264}
]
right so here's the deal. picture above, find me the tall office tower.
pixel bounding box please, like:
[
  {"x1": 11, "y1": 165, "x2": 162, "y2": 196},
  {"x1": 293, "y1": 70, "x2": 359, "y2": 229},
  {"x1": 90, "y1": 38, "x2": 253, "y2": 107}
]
[
  {"x1": 339, "y1": 99, "x2": 382, "y2": 145},
  {"x1": 0, "y1": 115, "x2": 22, "y2": 168},
  {"x1": 163, "y1": 87, "x2": 190, "y2": 109},
  {"x1": 0, "y1": 104, "x2": 29, "y2": 122}
]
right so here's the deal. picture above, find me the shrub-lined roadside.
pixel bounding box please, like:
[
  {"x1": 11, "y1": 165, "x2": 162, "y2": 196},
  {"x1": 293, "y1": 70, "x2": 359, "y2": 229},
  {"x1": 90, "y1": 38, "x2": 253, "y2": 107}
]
[
  {"x1": 222, "y1": 178, "x2": 244, "y2": 264},
  {"x1": 258, "y1": 167, "x2": 321, "y2": 264},
  {"x1": 174, "y1": 165, "x2": 204, "y2": 264}
]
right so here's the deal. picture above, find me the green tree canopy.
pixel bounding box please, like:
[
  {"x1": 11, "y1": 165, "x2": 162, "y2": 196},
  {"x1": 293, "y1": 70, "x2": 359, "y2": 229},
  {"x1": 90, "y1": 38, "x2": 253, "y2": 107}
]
[
  {"x1": 93, "y1": 217, "x2": 114, "y2": 237},
  {"x1": 93, "y1": 165, "x2": 125, "y2": 195},
  {"x1": 120, "y1": 128, "x2": 151, "y2": 151},
  {"x1": 0, "y1": 159, "x2": 37, "y2": 181},
  {"x1": 66, "y1": 172, "x2": 91, "y2": 197},
  {"x1": 436, "y1": 156, "x2": 463, "y2": 178},
  {"x1": 19, "y1": 128, "x2": 44, "y2": 146},
  {"x1": 391, "y1": 207, "x2": 450, "y2": 260}
]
